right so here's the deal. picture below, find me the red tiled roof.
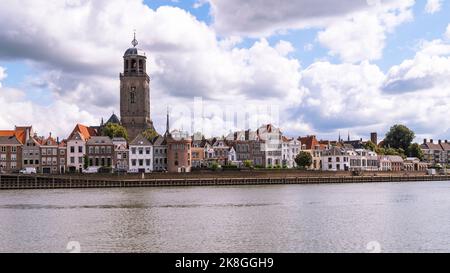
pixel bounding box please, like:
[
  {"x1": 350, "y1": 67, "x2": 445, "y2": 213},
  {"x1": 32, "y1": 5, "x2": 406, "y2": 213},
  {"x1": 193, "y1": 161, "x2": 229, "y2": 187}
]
[
  {"x1": 69, "y1": 124, "x2": 97, "y2": 140},
  {"x1": 0, "y1": 129, "x2": 26, "y2": 144}
]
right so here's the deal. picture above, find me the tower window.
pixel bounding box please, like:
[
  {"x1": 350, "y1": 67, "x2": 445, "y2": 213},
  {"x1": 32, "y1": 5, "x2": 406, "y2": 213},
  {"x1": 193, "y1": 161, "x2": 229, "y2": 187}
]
[{"x1": 130, "y1": 87, "x2": 136, "y2": 104}]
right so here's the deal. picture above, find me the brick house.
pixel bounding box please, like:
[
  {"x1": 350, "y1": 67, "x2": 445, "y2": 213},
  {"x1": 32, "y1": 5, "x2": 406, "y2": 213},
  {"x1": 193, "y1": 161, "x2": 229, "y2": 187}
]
[
  {"x1": 167, "y1": 130, "x2": 192, "y2": 173},
  {"x1": 0, "y1": 135, "x2": 23, "y2": 173},
  {"x1": 86, "y1": 136, "x2": 114, "y2": 168}
]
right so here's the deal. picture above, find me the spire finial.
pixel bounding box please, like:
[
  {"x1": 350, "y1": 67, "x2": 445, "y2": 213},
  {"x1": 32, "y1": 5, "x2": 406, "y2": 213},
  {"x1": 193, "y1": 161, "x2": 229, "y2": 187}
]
[{"x1": 132, "y1": 30, "x2": 138, "y2": 47}]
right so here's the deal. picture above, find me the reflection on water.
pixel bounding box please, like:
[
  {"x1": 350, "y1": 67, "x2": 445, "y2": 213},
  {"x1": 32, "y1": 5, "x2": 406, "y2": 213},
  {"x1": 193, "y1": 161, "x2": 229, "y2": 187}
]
[{"x1": 1, "y1": 181, "x2": 450, "y2": 253}]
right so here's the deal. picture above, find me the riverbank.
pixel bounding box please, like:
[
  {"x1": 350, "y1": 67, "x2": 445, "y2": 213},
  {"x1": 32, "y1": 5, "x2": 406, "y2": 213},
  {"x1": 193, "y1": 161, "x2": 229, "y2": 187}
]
[{"x1": 1, "y1": 172, "x2": 449, "y2": 190}]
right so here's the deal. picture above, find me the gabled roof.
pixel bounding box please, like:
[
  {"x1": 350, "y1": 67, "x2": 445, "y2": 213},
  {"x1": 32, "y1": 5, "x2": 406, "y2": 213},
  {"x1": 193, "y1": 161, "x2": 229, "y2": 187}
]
[
  {"x1": 0, "y1": 129, "x2": 26, "y2": 144},
  {"x1": 106, "y1": 114, "x2": 121, "y2": 125},
  {"x1": 69, "y1": 124, "x2": 97, "y2": 141},
  {"x1": 86, "y1": 136, "x2": 113, "y2": 145},
  {"x1": 420, "y1": 142, "x2": 443, "y2": 151},
  {"x1": 42, "y1": 135, "x2": 58, "y2": 146},
  {"x1": 440, "y1": 142, "x2": 450, "y2": 151},
  {"x1": 153, "y1": 135, "x2": 167, "y2": 146},
  {"x1": 0, "y1": 135, "x2": 22, "y2": 145},
  {"x1": 130, "y1": 134, "x2": 152, "y2": 146}
]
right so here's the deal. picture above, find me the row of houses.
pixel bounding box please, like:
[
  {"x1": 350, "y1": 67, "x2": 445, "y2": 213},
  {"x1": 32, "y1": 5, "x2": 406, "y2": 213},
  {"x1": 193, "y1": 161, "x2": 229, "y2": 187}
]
[{"x1": 0, "y1": 124, "x2": 447, "y2": 174}]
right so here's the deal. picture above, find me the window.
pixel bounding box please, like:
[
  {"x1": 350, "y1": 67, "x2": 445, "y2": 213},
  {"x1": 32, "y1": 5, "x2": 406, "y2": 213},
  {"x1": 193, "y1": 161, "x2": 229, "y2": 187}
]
[
  {"x1": 146, "y1": 159, "x2": 151, "y2": 166},
  {"x1": 130, "y1": 88, "x2": 136, "y2": 104},
  {"x1": 131, "y1": 148, "x2": 136, "y2": 155},
  {"x1": 139, "y1": 148, "x2": 143, "y2": 155},
  {"x1": 139, "y1": 159, "x2": 144, "y2": 166},
  {"x1": 24, "y1": 160, "x2": 28, "y2": 165},
  {"x1": 70, "y1": 146, "x2": 75, "y2": 153},
  {"x1": 78, "y1": 146, "x2": 83, "y2": 153},
  {"x1": 106, "y1": 147, "x2": 111, "y2": 154},
  {"x1": 146, "y1": 148, "x2": 150, "y2": 155},
  {"x1": 79, "y1": 157, "x2": 83, "y2": 164},
  {"x1": 12, "y1": 147, "x2": 17, "y2": 153},
  {"x1": 11, "y1": 154, "x2": 16, "y2": 161},
  {"x1": 1, "y1": 146, "x2": 6, "y2": 152},
  {"x1": 132, "y1": 159, "x2": 137, "y2": 166},
  {"x1": 35, "y1": 160, "x2": 39, "y2": 165},
  {"x1": 70, "y1": 157, "x2": 75, "y2": 164}
]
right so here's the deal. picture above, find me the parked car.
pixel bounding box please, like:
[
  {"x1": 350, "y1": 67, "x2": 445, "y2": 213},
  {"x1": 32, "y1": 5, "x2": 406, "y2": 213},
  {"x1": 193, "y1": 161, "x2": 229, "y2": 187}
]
[
  {"x1": 19, "y1": 167, "x2": 37, "y2": 174},
  {"x1": 82, "y1": 166, "x2": 100, "y2": 174}
]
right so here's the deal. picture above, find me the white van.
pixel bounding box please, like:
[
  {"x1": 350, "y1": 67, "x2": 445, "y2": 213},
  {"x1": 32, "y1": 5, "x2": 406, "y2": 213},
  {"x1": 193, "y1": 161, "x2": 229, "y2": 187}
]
[
  {"x1": 82, "y1": 166, "x2": 100, "y2": 174},
  {"x1": 19, "y1": 167, "x2": 37, "y2": 174}
]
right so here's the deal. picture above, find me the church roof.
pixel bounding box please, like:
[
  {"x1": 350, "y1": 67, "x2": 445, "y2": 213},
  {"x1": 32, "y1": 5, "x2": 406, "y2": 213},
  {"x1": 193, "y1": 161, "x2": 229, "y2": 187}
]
[{"x1": 106, "y1": 114, "x2": 121, "y2": 125}]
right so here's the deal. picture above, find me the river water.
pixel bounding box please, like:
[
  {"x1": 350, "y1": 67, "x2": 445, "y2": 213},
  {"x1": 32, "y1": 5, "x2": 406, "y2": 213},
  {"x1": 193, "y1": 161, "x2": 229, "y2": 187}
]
[{"x1": 1, "y1": 181, "x2": 450, "y2": 253}]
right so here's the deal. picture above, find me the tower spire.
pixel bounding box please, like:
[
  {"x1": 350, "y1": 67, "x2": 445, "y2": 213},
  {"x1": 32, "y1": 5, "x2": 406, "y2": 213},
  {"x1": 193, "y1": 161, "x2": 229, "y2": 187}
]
[
  {"x1": 131, "y1": 30, "x2": 138, "y2": 48},
  {"x1": 165, "y1": 107, "x2": 170, "y2": 137}
]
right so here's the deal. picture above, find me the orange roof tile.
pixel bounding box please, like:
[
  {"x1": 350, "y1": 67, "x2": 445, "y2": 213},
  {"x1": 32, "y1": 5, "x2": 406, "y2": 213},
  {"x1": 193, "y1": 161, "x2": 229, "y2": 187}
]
[{"x1": 0, "y1": 129, "x2": 26, "y2": 144}]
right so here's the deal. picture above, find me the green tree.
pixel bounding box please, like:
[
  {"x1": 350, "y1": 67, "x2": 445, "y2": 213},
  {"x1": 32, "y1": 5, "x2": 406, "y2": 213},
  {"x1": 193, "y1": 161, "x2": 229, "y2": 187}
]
[
  {"x1": 243, "y1": 160, "x2": 253, "y2": 168},
  {"x1": 142, "y1": 128, "x2": 159, "y2": 141},
  {"x1": 295, "y1": 151, "x2": 313, "y2": 169},
  {"x1": 407, "y1": 143, "x2": 424, "y2": 160},
  {"x1": 383, "y1": 124, "x2": 415, "y2": 151},
  {"x1": 102, "y1": 123, "x2": 129, "y2": 141},
  {"x1": 83, "y1": 155, "x2": 89, "y2": 169},
  {"x1": 364, "y1": 140, "x2": 377, "y2": 152}
]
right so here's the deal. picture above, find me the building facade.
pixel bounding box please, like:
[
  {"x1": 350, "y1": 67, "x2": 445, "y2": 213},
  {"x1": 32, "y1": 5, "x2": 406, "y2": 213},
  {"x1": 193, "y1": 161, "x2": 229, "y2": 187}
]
[
  {"x1": 86, "y1": 136, "x2": 114, "y2": 168},
  {"x1": 167, "y1": 130, "x2": 192, "y2": 173},
  {"x1": 40, "y1": 134, "x2": 60, "y2": 174},
  {"x1": 129, "y1": 134, "x2": 153, "y2": 173},
  {"x1": 113, "y1": 137, "x2": 129, "y2": 171},
  {"x1": 0, "y1": 136, "x2": 22, "y2": 173}
]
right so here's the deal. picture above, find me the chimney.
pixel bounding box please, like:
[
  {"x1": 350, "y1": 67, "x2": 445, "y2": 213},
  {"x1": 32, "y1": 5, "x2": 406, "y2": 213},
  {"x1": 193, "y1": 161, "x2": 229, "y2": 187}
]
[
  {"x1": 446, "y1": 140, "x2": 448, "y2": 144},
  {"x1": 430, "y1": 139, "x2": 433, "y2": 143},
  {"x1": 424, "y1": 139, "x2": 427, "y2": 144},
  {"x1": 438, "y1": 140, "x2": 442, "y2": 145},
  {"x1": 371, "y1": 132, "x2": 378, "y2": 145},
  {"x1": 25, "y1": 128, "x2": 30, "y2": 142},
  {"x1": 57, "y1": 137, "x2": 60, "y2": 145}
]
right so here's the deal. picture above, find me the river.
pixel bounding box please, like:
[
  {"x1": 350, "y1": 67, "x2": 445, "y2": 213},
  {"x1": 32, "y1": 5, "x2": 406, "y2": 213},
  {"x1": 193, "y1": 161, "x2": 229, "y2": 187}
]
[{"x1": 1, "y1": 181, "x2": 450, "y2": 253}]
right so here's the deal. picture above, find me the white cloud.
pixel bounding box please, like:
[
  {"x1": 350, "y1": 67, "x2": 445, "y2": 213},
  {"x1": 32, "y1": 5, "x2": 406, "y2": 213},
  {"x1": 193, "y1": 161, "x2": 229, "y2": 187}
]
[
  {"x1": 0, "y1": 66, "x2": 6, "y2": 88},
  {"x1": 317, "y1": 1, "x2": 414, "y2": 63},
  {"x1": 0, "y1": 71, "x2": 97, "y2": 138},
  {"x1": 0, "y1": 0, "x2": 305, "y2": 137},
  {"x1": 425, "y1": 0, "x2": 443, "y2": 14},
  {"x1": 445, "y1": 24, "x2": 450, "y2": 40},
  {"x1": 0, "y1": 0, "x2": 449, "y2": 140}
]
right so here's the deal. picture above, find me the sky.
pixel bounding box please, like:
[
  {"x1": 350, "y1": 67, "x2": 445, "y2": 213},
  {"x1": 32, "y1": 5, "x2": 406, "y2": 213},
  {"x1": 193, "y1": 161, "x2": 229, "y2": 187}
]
[{"x1": 0, "y1": 0, "x2": 449, "y2": 142}]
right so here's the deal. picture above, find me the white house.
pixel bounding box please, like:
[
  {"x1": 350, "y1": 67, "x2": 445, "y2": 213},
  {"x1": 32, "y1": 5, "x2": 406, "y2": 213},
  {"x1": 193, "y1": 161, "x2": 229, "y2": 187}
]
[
  {"x1": 349, "y1": 149, "x2": 378, "y2": 171},
  {"x1": 257, "y1": 124, "x2": 283, "y2": 167},
  {"x1": 129, "y1": 134, "x2": 153, "y2": 173},
  {"x1": 228, "y1": 146, "x2": 239, "y2": 165},
  {"x1": 282, "y1": 137, "x2": 301, "y2": 168},
  {"x1": 66, "y1": 131, "x2": 86, "y2": 173},
  {"x1": 321, "y1": 147, "x2": 351, "y2": 171}
]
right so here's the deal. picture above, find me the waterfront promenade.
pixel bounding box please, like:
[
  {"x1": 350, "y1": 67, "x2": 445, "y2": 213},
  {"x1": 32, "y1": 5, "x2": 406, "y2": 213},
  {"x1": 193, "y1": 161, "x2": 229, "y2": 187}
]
[{"x1": 1, "y1": 171, "x2": 449, "y2": 190}]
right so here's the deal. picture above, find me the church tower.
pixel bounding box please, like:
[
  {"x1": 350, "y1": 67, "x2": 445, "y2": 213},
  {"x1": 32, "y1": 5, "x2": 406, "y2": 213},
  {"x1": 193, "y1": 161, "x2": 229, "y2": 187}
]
[{"x1": 120, "y1": 33, "x2": 154, "y2": 141}]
